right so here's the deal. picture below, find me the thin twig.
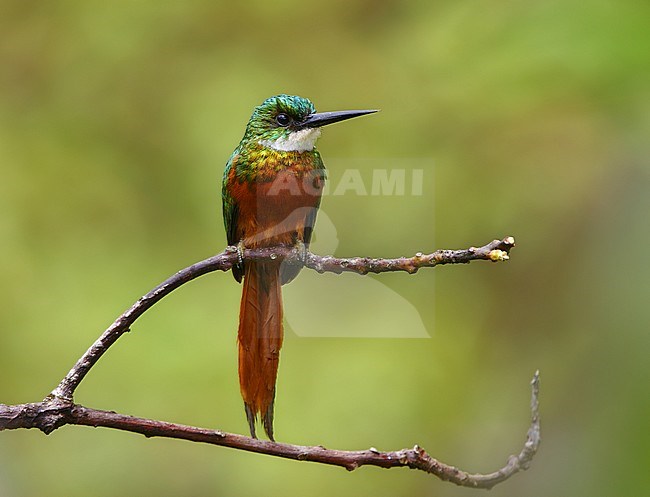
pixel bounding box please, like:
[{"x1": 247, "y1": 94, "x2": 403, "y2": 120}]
[
  {"x1": 0, "y1": 371, "x2": 539, "y2": 489},
  {"x1": 50, "y1": 237, "x2": 515, "y2": 401},
  {"x1": 305, "y1": 236, "x2": 515, "y2": 274}
]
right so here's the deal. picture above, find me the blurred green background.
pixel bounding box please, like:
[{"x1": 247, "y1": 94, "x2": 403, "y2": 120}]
[{"x1": 1, "y1": 1, "x2": 649, "y2": 496}]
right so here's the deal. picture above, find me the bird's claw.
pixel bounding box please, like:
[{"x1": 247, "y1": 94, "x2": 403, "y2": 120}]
[
  {"x1": 236, "y1": 240, "x2": 245, "y2": 267},
  {"x1": 294, "y1": 240, "x2": 308, "y2": 266}
]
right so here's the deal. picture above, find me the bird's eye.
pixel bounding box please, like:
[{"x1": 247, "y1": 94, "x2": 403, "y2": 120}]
[{"x1": 276, "y1": 113, "x2": 292, "y2": 126}]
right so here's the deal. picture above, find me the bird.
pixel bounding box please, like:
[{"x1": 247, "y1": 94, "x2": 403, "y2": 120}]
[{"x1": 221, "y1": 95, "x2": 376, "y2": 440}]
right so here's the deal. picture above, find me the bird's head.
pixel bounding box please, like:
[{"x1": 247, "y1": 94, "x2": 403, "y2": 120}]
[{"x1": 242, "y1": 94, "x2": 376, "y2": 152}]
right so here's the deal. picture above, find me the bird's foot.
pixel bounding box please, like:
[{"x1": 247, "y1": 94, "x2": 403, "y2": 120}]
[
  {"x1": 236, "y1": 240, "x2": 246, "y2": 267},
  {"x1": 293, "y1": 239, "x2": 308, "y2": 266}
]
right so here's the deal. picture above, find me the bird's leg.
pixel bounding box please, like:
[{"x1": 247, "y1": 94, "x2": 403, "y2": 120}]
[
  {"x1": 236, "y1": 239, "x2": 246, "y2": 273},
  {"x1": 293, "y1": 239, "x2": 308, "y2": 267}
]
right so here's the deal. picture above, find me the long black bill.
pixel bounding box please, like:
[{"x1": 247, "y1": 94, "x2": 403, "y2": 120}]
[{"x1": 302, "y1": 109, "x2": 378, "y2": 128}]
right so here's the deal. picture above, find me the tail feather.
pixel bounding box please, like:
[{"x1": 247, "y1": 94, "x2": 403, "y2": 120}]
[{"x1": 238, "y1": 261, "x2": 283, "y2": 440}]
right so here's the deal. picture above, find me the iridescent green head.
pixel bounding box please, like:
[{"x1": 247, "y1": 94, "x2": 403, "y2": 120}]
[{"x1": 240, "y1": 94, "x2": 377, "y2": 153}]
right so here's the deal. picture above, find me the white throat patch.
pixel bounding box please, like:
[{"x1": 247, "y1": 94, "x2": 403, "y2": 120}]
[{"x1": 259, "y1": 128, "x2": 322, "y2": 152}]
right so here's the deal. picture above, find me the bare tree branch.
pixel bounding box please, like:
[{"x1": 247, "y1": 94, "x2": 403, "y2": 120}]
[
  {"x1": 50, "y1": 236, "x2": 515, "y2": 402},
  {"x1": 0, "y1": 236, "x2": 537, "y2": 489},
  {"x1": 0, "y1": 372, "x2": 539, "y2": 489}
]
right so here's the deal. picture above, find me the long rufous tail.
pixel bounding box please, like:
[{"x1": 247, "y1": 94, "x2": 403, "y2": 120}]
[{"x1": 237, "y1": 261, "x2": 283, "y2": 440}]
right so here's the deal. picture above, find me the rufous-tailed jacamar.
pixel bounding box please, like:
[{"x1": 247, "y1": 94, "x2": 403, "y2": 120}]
[{"x1": 222, "y1": 95, "x2": 375, "y2": 440}]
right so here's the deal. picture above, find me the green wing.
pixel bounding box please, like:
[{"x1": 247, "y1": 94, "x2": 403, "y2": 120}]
[
  {"x1": 222, "y1": 153, "x2": 243, "y2": 282},
  {"x1": 302, "y1": 151, "x2": 326, "y2": 249}
]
